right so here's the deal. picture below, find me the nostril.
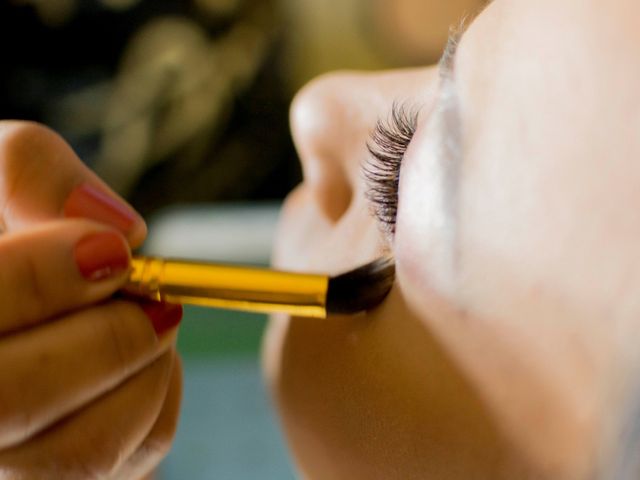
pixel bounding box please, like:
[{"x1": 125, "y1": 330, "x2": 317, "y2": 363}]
[{"x1": 309, "y1": 164, "x2": 353, "y2": 223}]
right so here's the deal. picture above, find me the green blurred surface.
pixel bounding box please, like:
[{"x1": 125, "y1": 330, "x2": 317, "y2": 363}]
[
  {"x1": 177, "y1": 305, "x2": 266, "y2": 358},
  {"x1": 161, "y1": 306, "x2": 296, "y2": 479}
]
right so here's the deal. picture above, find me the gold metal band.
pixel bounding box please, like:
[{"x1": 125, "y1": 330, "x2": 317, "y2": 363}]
[{"x1": 127, "y1": 256, "x2": 328, "y2": 318}]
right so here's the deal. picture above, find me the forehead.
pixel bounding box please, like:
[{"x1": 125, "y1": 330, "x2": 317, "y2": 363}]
[
  {"x1": 458, "y1": 0, "x2": 640, "y2": 132},
  {"x1": 456, "y1": 0, "x2": 640, "y2": 229},
  {"x1": 453, "y1": 0, "x2": 640, "y2": 315}
]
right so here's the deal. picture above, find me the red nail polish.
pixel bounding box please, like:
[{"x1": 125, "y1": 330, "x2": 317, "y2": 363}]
[
  {"x1": 140, "y1": 301, "x2": 183, "y2": 337},
  {"x1": 64, "y1": 183, "x2": 139, "y2": 234},
  {"x1": 74, "y1": 231, "x2": 130, "y2": 281}
]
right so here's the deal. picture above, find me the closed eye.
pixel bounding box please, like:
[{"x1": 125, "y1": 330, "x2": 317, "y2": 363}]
[
  {"x1": 363, "y1": 20, "x2": 467, "y2": 237},
  {"x1": 364, "y1": 102, "x2": 419, "y2": 235}
]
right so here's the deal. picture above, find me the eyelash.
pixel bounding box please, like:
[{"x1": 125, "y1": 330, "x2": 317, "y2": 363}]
[{"x1": 364, "y1": 102, "x2": 419, "y2": 235}]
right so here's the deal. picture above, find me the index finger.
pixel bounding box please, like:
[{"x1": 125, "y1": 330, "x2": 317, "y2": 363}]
[{"x1": 0, "y1": 121, "x2": 146, "y2": 247}]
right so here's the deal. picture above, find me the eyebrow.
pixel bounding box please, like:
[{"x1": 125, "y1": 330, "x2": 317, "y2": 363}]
[
  {"x1": 434, "y1": 4, "x2": 495, "y2": 271},
  {"x1": 440, "y1": 28, "x2": 462, "y2": 76},
  {"x1": 431, "y1": 31, "x2": 464, "y2": 271}
]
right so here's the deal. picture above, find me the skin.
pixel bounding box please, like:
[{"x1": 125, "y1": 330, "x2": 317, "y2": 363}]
[
  {"x1": 263, "y1": 0, "x2": 640, "y2": 478},
  {"x1": 0, "y1": 121, "x2": 181, "y2": 479}
]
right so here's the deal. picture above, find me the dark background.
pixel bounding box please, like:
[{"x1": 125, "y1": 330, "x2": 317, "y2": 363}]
[
  {"x1": 0, "y1": 0, "x2": 481, "y2": 215},
  {"x1": 0, "y1": 0, "x2": 299, "y2": 216}
]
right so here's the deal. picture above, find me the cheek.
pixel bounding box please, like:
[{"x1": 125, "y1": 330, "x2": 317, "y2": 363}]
[
  {"x1": 452, "y1": 143, "x2": 640, "y2": 477},
  {"x1": 263, "y1": 289, "x2": 522, "y2": 479},
  {"x1": 392, "y1": 124, "x2": 621, "y2": 475}
]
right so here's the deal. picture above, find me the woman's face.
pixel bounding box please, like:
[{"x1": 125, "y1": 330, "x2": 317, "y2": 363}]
[{"x1": 263, "y1": 0, "x2": 640, "y2": 478}]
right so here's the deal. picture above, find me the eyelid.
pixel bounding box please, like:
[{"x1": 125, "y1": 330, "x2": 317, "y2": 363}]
[
  {"x1": 363, "y1": 102, "x2": 419, "y2": 235},
  {"x1": 363, "y1": 26, "x2": 465, "y2": 236}
]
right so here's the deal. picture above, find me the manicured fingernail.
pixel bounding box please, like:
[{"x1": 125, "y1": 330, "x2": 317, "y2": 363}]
[
  {"x1": 74, "y1": 231, "x2": 130, "y2": 281},
  {"x1": 140, "y1": 301, "x2": 183, "y2": 337},
  {"x1": 64, "y1": 183, "x2": 140, "y2": 235}
]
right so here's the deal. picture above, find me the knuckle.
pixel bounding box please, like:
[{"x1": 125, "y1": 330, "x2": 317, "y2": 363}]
[
  {"x1": 16, "y1": 248, "x2": 50, "y2": 323},
  {"x1": 53, "y1": 459, "x2": 101, "y2": 480},
  {"x1": 101, "y1": 302, "x2": 139, "y2": 375},
  {"x1": 44, "y1": 423, "x2": 128, "y2": 480},
  {"x1": 143, "y1": 430, "x2": 174, "y2": 462},
  {"x1": 0, "y1": 242, "x2": 50, "y2": 328},
  {"x1": 0, "y1": 121, "x2": 60, "y2": 183},
  {"x1": 0, "y1": 121, "x2": 60, "y2": 156},
  {"x1": 99, "y1": 301, "x2": 156, "y2": 376},
  {"x1": 0, "y1": 121, "x2": 75, "y2": 222},
  {"x1": 0, "y1": 386, "x2": 33, "y2": 449},
  {"x1": 53, "y1": 453, "x2": 112, "y2": 480},
  {"x1": 147, "y1": 357, "x2": 181, "y2": 450},
  {"x1": 133, "y1": 426, "x2": 177, "y2": 471}
]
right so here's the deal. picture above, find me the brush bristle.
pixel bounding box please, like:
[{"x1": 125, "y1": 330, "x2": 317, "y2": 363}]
[{"x1": 326, "y1": 257, "x2": 396, "y2": 315}]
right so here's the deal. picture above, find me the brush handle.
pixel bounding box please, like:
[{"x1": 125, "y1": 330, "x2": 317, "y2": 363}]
[{"x1": 126, "y1": 256, "x2": 328, "y2": 318}]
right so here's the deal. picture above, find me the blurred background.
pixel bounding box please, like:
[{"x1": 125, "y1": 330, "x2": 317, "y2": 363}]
[{"x1": 0, "y1": 0, "x2": 486, "y2": 477}]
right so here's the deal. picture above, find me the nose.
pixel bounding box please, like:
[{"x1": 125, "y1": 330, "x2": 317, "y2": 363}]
[
  {"x1": 289, "y1": 72, "x2": 366, "y2": 222},
  {"x1": 289, "y1": 68, "x2": 437, "y2": 224}
]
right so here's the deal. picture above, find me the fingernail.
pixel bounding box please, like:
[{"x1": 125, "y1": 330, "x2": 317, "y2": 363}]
[
  {"x1": 64, "y1": 183, "x2": 140, "y2": 235},
  {"x1": 140, "y1": 301, "x2": 183, "y2": 337},
  {"x1": 74, "y1": 231, "x2": 130, "y2": 281}
]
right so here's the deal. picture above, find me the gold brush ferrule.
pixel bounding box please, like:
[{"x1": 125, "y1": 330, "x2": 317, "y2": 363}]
[{"x1": 126, "y1": 256, "x2": 329, "y2": 318}]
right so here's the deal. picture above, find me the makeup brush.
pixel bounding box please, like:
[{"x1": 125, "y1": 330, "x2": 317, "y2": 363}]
[{"x1": 126, "y1": 256, "x2": 395, "y2": 318}]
